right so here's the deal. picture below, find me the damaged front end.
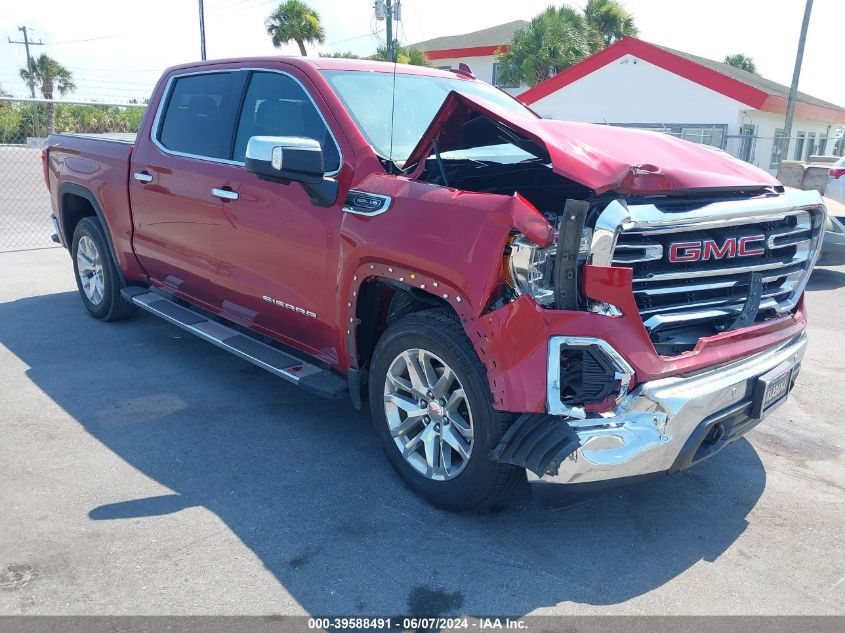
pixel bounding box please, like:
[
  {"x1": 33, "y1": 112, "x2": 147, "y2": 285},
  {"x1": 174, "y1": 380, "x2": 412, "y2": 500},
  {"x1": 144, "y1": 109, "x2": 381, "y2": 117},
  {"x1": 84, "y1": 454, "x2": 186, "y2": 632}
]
[
  {"x1": 515, "y1": 332, "x2": 807, "y2": 486},
  {"x1": 401, "y1": 90, "x2": 824, "y2": 485}
]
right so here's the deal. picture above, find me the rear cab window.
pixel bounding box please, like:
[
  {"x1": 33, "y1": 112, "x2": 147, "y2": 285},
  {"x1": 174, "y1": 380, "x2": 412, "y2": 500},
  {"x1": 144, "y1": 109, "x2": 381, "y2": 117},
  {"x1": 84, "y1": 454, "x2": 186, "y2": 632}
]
[{"x1": 157, "y1": 72, "x2": 241, "y2": 160}]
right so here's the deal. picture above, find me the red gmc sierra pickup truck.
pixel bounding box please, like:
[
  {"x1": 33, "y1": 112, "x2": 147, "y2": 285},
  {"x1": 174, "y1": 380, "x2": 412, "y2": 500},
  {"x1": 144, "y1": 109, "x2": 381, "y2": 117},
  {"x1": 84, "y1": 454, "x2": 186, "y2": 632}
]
[{"x1": 45, "y1": 57, "x2": 825, "y2": 511}]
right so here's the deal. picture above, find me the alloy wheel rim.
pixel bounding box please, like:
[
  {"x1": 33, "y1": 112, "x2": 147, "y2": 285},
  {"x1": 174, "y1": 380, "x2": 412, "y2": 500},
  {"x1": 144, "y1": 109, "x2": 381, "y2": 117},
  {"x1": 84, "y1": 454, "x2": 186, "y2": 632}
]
[
  {"x1": 383, "y1": 348, "x2": 474, "y2": 481},
  {"x1": 76, "y1": 235, "x2": 105, "y2": 306}
]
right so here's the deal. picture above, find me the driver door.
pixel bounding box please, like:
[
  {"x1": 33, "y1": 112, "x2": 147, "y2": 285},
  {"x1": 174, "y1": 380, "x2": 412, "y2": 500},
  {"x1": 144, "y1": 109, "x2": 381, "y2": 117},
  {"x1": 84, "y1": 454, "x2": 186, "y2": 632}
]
[{"x1": 199, "y1": 70, "x2": 345, "y2": 362}]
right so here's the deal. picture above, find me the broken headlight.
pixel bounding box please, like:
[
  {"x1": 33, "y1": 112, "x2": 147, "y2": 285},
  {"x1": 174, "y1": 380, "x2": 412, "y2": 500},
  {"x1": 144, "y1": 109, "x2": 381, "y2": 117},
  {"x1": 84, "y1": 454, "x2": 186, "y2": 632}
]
[
  {"x1": 504, "y1": 229, "x2": 592, "y2": 308},
  {"x1": 505, "y1": 235, "x2": 556, "y2": 306}
]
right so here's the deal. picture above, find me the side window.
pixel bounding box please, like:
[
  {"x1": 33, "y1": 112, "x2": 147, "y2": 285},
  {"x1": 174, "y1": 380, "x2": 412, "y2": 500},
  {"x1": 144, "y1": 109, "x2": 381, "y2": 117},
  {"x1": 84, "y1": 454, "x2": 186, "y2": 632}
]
[
  {"x1": 805, "y1": 132, "x2": 816, "y2": 161},
  {"x1": 794, "y1": 132, "x2": 806, "y2": 161},
  {"x1": 158, "y1": 73, "x2": 239, "y2": 159},
  {"x1": 233, "y1": 71, "x2": 340, "y2": 172}
]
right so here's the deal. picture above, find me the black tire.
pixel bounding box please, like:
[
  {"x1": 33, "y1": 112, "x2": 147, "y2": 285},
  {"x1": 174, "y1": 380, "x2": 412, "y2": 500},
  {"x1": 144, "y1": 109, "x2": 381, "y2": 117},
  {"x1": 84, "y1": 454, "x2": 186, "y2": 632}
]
[
  {"x1": 368, "y1": 311, "x2": 525, "y2": 512},
  {"x1": 71, "y1": 217, "x2": 135, "y2": 321}
]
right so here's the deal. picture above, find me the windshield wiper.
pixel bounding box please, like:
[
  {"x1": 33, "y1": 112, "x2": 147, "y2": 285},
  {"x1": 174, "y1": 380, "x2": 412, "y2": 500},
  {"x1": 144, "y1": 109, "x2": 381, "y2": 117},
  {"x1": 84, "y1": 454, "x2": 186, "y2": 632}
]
[
  {"x1": 374, "y1": 152, "x2": 402, "y2": 175},
  {"x1": 431, "y1": 139, "x2": 449, "y2": 187}
]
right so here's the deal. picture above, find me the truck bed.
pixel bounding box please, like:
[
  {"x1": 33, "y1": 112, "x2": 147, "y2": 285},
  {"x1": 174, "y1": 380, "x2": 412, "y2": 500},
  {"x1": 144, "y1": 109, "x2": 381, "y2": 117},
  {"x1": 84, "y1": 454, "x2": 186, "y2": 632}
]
[
  {"x1": 47, "y1": 133, "x2": 139, "y2": 279},
  {"x1": 56, "y1": 132, "x2": 137, "y2": 144}
]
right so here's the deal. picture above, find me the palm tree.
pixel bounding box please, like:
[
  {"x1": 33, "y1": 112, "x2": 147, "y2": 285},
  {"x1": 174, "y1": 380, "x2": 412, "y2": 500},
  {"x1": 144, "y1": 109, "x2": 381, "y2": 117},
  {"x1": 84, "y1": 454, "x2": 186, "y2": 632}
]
[
  {"x1": 584, "y1": 0, "x2": 638, "y2": 47},
  {"x1": 557, "y1": 4, "x2": 603, "y2": 54},
  {"x1": 496, "y1": 7, "x2": 592, "y2": 88},
  {"x1": 19, "y1": 53, "x2": 76, "y2": 134},
  {"x1": 724, "y1": 53, "x2": 758, "y2": 74},
  {"x1": 265, "y1": 0, "x2": 326, "y2": 56}
]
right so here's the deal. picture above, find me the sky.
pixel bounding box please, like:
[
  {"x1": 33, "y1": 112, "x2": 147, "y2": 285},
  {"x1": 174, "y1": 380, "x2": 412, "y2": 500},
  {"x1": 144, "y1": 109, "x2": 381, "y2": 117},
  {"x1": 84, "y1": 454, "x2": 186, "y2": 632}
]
[{"x1": 0, "y1": 0, "x2": 841, "y2": 106}]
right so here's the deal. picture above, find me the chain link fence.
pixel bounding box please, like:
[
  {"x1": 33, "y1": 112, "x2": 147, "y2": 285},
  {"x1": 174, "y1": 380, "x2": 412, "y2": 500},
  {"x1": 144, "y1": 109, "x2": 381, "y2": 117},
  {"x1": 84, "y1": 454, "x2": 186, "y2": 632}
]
[
  {"x1": 723, "y1": 133, "x2": 845, "y2": 173},
  {"x1": 2, "y1": 97, "x2": 843, "y2": 252},
  {"x1": 644, "y1": 127, "x2": 844, "y2": 171},
  {"x1": 0, "y1": 97, "x2": 146, "y2": 252}
]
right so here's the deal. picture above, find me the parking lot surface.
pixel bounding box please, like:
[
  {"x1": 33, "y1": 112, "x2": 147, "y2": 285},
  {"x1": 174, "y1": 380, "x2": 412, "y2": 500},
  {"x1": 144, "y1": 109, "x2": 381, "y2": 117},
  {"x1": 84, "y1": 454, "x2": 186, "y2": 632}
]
[{"x1": 1, "y1": 248, "x2": 843, "y2": 616}]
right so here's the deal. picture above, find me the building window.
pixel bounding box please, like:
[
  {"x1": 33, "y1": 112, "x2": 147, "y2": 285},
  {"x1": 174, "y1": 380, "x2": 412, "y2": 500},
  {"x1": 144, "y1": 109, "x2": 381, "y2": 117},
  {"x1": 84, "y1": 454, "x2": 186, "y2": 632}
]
[
  {"x1": 679, "y1": 126, "x2": 724, "y2": 148},
  {"x1": 770, "y1": 128, "x2": 786, "y2": 169},
  {"x1": 735, "y1": 124, "x2": 756, "y2": 162},
  {"x1": 819, "y1": 135, "x2": 828, "y2": 155},
  {"x1": 492, "y1": 63, "x2": 518, "y2": 89},
  {"x1": 805, "y1": 132, "x2": 816, "y2": 160},
  {"x1": 612, "y1": 123, "x2": 728, "y2": 148},
  {"x1": 794, "y1": 132, "x2": 806, "y2": 160}
]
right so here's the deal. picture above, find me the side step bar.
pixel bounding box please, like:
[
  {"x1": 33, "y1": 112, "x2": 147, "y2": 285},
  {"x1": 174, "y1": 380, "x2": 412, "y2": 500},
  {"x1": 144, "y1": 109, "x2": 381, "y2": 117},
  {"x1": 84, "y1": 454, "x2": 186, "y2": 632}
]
[{"x1": 121, "y1": 287, "x2": 347, "y2": 400}]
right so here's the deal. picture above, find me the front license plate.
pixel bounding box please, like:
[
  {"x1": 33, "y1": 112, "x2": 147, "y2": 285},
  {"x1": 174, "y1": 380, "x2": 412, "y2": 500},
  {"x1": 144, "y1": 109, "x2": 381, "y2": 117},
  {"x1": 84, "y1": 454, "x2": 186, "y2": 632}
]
[{"x1": 751, "y1": 361, "x2": 796, "y2": 419}]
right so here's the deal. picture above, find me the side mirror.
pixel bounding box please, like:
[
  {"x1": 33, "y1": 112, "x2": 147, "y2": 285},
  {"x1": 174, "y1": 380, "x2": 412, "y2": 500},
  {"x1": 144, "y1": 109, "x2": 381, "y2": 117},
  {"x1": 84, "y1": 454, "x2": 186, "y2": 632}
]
[{"x1": 245, "y1": 136, "x2": 324, "y2": 184}]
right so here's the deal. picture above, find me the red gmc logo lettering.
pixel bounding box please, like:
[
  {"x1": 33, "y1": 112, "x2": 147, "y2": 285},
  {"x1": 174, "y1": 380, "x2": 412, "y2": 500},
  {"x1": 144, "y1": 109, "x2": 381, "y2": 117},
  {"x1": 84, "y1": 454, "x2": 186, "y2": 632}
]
[{"x1": 668, "y1": 235, "x2": 765, "y2": 263}]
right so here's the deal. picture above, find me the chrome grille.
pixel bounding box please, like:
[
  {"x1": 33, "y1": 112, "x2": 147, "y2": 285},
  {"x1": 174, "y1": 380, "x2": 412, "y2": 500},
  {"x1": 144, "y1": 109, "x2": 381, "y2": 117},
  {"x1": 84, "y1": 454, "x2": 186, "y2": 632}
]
[{"x1": 604, "y1": 193, "x2": 825, "y2": 355}]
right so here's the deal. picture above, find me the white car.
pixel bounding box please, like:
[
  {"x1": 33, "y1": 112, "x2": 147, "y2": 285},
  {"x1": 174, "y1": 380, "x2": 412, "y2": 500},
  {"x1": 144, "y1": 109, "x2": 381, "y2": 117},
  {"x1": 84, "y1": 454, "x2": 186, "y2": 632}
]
[{"x1": 827, "y1": 156, "x2": 845, "y2": 204}]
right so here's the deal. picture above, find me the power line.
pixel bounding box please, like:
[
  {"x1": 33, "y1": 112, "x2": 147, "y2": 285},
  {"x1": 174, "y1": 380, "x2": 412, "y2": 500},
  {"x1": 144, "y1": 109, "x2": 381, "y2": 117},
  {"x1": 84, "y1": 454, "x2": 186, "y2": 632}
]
[
  {"x1": 0, "y1": 71, "x2": 154, "y2": 86},
  {"x1": 7, "y1": 26, "x2": 45, "y2": 135},
  {"x1": 7, "y1": 26, "x2": 44, "y2": 98},
  {"x1": 210, "y1": 0, "x2": 276, "y2": 16},
  {"x1": 63, "y1": 66, "x2": 163, "y2": 73},
  {"x1": 0, "y1": 76, "x2": 153, "y2": 91},
  {"x1": 212, "y1": 0, "x2": 255, "y2": 11},
  {"x1": 327, "y1": 31, "x2": 384, "y2": 47},
  {"x1": 48, "y1": 34, "x2": 121, "y2": 44}
]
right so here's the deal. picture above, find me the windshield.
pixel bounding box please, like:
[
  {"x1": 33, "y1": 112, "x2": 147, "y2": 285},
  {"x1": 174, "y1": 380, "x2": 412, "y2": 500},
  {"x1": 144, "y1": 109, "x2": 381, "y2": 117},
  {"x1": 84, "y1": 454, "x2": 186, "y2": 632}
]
[{"x1": 321, "y1": 69, "x2": 537, "y2": 163}]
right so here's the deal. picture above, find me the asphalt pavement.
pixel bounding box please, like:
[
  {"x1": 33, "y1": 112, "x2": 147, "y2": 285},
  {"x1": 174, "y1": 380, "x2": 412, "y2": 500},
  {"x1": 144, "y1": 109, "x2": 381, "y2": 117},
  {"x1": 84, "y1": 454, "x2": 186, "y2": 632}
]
[{"x1": 0, "y1": 248, "x2": 843, "y2": 616}]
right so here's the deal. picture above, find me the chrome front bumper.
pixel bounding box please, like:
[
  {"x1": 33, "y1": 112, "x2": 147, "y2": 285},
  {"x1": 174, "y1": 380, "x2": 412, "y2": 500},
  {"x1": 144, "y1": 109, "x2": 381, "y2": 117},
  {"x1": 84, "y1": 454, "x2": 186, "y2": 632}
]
[{"x1": 531, "y1": 333, "x2": 807, "y2": 485}]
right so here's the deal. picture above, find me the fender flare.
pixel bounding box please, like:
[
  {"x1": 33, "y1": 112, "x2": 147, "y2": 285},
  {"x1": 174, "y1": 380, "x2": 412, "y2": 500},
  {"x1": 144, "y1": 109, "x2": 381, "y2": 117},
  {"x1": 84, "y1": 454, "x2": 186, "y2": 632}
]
[
  {"x1": 344, "y1": 262, "x2": 510, "y2": 408},
  {"x1": 59, "y1": 183, "x2": 127, "y2": 285}
]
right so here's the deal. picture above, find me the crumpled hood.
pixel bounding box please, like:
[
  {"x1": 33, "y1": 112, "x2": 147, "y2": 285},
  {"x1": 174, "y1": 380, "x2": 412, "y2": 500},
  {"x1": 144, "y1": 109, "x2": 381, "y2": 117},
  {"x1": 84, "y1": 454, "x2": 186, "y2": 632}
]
[{"x1": 406, "y1": 91, "x2": 780, "y2": 196}]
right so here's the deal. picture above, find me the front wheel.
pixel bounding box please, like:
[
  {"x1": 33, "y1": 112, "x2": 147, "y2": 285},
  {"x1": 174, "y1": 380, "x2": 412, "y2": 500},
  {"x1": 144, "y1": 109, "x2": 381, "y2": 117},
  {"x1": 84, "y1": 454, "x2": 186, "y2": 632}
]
[
  {"x1": 71, "y1": 217, "x2": 134, "y2": 321},
  {"x1": 368, "y1": 311, "x2": 524, "y2": 511}
]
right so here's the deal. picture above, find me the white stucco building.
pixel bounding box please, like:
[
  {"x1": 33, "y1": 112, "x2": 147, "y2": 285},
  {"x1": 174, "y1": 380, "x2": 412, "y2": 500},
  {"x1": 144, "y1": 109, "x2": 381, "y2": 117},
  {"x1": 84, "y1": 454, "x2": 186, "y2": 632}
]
[
  {"x1": 518, "y1": 37, "x2": 845, "y2": 174},
  {"x1": 412, "y1": 21, "x2": 527, "y2": 95}
]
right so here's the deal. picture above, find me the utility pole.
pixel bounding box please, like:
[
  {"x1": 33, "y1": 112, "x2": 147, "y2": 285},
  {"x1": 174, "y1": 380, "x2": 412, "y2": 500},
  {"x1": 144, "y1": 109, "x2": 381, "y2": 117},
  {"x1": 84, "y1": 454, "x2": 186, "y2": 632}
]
[
  {"x1": 8, "y1": 26, "x2": 45, "y2": 137},
  {"x1": 198, "y1": 0, "x2": 207, "y2": 60},
  {"x1": 375, "y1": 1, "x2": 399, "y2": 61},
  {"x1": 384, "y1": 0, "x2": 394, "y2": 62},
  {"x1": 780, "y1": 0, "x2": 813, "y2": 162}
]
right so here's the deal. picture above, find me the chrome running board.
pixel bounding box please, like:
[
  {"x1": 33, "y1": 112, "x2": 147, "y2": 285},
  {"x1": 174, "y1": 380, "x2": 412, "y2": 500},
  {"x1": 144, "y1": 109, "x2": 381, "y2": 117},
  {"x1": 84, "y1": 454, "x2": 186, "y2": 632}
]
[{"x1": 121, "y1": 287, "x2": 347, "y2": 400}]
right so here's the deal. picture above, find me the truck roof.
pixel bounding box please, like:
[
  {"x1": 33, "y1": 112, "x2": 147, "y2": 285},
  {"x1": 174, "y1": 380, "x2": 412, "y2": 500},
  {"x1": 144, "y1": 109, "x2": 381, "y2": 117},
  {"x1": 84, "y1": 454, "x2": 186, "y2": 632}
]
[{"x1": 164, "y1": 56, "x2": 463, "y2": 78}]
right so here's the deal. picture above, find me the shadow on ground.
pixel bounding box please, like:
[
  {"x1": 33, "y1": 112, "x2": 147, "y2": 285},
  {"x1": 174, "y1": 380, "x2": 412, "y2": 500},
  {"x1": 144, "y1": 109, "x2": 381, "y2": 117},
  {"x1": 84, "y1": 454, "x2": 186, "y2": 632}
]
[
  {"x1": 0, "y1": 291, "x2": 767, "y2": 616},
  {"x1": 807, "y1": 266, "x2": 845, "y2": 291}
]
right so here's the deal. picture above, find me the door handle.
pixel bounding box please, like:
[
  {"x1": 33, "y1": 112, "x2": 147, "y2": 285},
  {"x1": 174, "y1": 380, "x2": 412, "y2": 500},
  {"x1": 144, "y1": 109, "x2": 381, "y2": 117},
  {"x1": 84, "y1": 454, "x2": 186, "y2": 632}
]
[
  {"x1": 211, "y1": 187, "x2": 238, "y2": 201},
  {"x1": 133, "y1": 171, "x2": 153, "y2": 183}
]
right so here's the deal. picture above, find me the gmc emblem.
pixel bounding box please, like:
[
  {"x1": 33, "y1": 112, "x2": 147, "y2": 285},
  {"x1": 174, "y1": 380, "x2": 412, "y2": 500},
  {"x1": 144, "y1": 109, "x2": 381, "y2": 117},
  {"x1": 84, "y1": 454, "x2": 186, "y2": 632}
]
[{"x1": 668, "y1": 235, "x2": 765, "y2": 263}]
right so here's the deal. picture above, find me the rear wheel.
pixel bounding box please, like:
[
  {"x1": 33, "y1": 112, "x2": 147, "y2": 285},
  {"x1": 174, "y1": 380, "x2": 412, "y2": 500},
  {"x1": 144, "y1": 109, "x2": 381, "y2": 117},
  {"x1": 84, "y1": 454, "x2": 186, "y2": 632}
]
[
  {"x1": 71, "y1": 217, "x2": 134, "y2": 321},
  {"x1": 369, "y1": 311, "x2": 524, "y2": 511}
]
